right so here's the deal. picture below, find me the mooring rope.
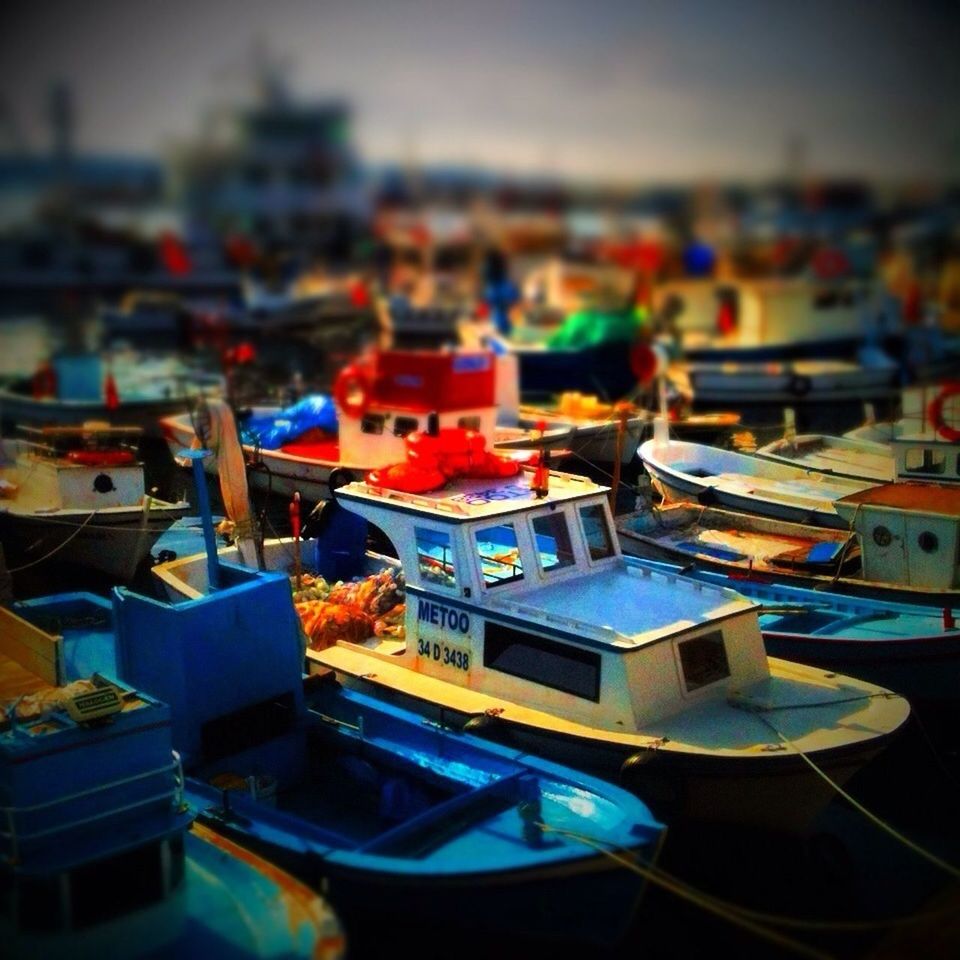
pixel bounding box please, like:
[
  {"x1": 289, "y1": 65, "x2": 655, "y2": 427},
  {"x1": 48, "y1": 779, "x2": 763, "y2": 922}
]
[
  {"x1": 7, "y1": 510, "x2": 97, "y2": 572},
  {"x1": 739, "y1": 707, "x2": 960, "y2": 882}
]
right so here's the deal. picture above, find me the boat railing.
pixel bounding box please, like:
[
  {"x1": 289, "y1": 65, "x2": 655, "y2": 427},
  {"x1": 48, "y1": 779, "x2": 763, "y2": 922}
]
[
  {"x1": 362, "y1": 484, "x2": 474, "y2": 516},
  {"x1": 0, "y1": 752, "x2": 182, "y2": 865}
]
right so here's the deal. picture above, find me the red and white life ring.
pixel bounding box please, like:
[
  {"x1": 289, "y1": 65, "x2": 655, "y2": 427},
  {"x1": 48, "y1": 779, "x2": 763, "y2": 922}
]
[
  {"x1": 928, "y1": 383, "x2": 960, "y2": 442},
  {"x1": 333, "y1": 365, "x2": 372, "y2": 419}
]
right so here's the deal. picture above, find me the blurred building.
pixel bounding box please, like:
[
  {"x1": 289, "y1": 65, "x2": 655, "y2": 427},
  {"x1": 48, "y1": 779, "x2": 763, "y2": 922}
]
[{"x1": 170, "y1": 59, "x2": 369, "y2": 262}]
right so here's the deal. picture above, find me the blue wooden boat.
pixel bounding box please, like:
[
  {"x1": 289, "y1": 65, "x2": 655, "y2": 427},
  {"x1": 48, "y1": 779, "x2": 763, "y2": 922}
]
[
  {"x1": 13, "y1": 563, "x2": 664, "y2": 950},
  {"x1": 0, "y1": 600, "x2": 344, "y2": 960},
  {"x1": 623, "y1": 555, "x2": 960, "y2": 705}
]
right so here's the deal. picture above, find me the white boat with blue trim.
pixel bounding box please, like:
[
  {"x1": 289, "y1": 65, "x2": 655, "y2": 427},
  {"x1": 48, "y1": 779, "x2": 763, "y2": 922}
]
[{"x1": 298, "y1": 458, "x2": 910, "y2": 832}]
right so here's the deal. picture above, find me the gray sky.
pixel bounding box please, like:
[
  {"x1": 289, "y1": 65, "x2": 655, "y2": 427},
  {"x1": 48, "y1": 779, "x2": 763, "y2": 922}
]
[{"x1": 1, "y1": 0, "x2": 957, "y2": 182}]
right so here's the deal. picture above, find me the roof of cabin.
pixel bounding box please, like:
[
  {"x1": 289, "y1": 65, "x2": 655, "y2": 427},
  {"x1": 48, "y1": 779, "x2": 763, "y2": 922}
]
[
  {"x1": 837, "y1": 481, "x2": 960, "y2": 515},
  {"x1": 488, "y1": 561, "x2": 755, "y2": 649},
  {"x1": 338, "y1": 468, "x2": 609, "y2": 522}
]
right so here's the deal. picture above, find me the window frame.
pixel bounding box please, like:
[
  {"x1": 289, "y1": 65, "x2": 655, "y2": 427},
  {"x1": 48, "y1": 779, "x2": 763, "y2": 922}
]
[
  {"x1": 576, "y1": 500, "x2": 617, "y2": 565},
  {"x1": 414, "y1": 525, "x2": 459, "y2": 591},
  {"x1": 530, "y1": 509, "x2": 578, "y2": 575},
  {"x1": 673, "y1": 629, "x2": 731, "y2": 696},
  {"x1": 473, "y1": 520, "x2": 527, "y2": 590}
]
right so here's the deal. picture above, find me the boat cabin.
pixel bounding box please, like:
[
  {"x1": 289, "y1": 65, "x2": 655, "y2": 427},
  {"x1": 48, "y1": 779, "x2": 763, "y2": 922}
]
[
  {"x1": 652, "y1": 277, "x2": 873, "y2": 351},
  {"x1": 4, "y1": 425, "x2": 147, "y2": 510},
  {"x1": 835, "y1": 483, "x2": 960, "y2": 590},
  {"x1": 336, "y1": 349, "x2": 515, "y2": 468},
  {"x1": 0, "y1": 600, "x2": 189, "y2": 944},
  {"x1": 323, "y1": 468, "x2": 769, "y2": 730}
]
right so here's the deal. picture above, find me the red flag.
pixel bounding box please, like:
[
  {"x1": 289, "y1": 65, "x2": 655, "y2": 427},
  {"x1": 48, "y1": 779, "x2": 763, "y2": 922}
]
[
  {"x1": 159, "y1": 232, "x2": 192, "y2": 276},
  {"x1": 104, "y1": 372, "x2": 120, "y2": 410}
]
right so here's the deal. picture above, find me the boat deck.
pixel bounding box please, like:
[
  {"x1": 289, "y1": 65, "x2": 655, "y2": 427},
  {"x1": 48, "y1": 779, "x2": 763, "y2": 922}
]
[
  {"x1": 487, "y1": 561, "x2": 754, "y2": 648},
  {"x1": 341, "y1": 468, "x2": 607, "y2": 520},
  {"x1": 704, "y1": 471, "x2": 865, "y2": 510}
]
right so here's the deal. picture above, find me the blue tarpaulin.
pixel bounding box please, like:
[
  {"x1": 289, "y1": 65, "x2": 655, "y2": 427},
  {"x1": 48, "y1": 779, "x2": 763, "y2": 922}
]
[{"x1": 241, "y1": 394, "x2": 339, "y2": 449}]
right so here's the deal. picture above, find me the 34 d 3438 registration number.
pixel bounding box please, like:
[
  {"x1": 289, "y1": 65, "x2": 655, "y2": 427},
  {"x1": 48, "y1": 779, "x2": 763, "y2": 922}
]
[{"x1": 417, "y1": 638, "x2": 470, "y2": 672}]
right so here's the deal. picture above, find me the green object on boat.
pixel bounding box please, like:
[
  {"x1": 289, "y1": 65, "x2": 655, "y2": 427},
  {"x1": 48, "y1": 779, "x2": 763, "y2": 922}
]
[{"x1": 547, "y1": 307, "x2": 646, "y2": 349}]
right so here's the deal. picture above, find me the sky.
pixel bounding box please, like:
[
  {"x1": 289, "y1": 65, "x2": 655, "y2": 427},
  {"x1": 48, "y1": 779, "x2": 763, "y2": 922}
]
[{"x1": 0, "y1": 0, "x2": 958, "y2": 183}]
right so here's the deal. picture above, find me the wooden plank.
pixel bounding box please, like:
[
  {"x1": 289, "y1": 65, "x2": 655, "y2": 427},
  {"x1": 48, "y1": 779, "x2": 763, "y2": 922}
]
[{"x1": 0, "y1": 607, "x2": 63, "y2": 686}]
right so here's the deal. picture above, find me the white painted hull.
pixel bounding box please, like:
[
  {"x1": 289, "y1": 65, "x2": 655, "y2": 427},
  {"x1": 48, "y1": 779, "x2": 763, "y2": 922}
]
[
  {"x1": 0, "y1": 502, "x2": 189, "y2": 580},
  {"x1": 755, "y1": 434, "x2": 895, "y2": 482},
  {"x1": 315, "y1": 645, "x2": 909, "y2": 833},
  {"x1": 639, "y1": 437, "x2": 875, "y2": 530}
]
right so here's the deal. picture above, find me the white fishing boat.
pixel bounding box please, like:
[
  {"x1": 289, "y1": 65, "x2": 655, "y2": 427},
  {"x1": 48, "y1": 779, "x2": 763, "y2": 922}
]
[
  {"x1": 833, "y1": 481, "x2": 960, "y2": 594},
  {"x1": 756, "y1": 383, "x2": 960, "y2": 484},
  {"x1": 652, "y1": 277, "x2": 880, "y2": 361},
  {"x1": 0, "y1": 425, "x2": 189, "y2": 581},
  {"x1": 161, "y1": 349, "x2": 645, "y2": 503},
  {"x1": 638, "y1": 428, "x2": 875, "y2": 529},
  {"x1": 291, "y1": 455, "x2": 910, "y2": 832},
  {"x1": 845, "y1": 382, "x2": 960, "y2": 441},
  {"x1": 755, "y1": 433, "x2": 895, "y2": 482}
]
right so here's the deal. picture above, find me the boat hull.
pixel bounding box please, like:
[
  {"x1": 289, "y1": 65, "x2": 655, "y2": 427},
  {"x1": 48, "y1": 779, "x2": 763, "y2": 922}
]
[
  {"x1": 323, "y1": 666, "x2": 905, "y2": 835},
  {"x1": 0, "y1": 504, "x2": 189, "y2": 581},
  {"x1": 195, "y1": 808, "x2": 650, "y2": 950},
  {"x1": 684, "y1": 361, "x2": 898, "y2": 405},
  {"x1": 762, "y1": 631, "x2": 960, "y2": 705},
  {"x1": 0, "y1": 389, "x2": 207, "y2": 435},
  {"x1": 641, "y1": 453, "x2": 850, "y2": 530},
  {"x1": 514, "y1": 341, "x2": 641, "y2": 403}
]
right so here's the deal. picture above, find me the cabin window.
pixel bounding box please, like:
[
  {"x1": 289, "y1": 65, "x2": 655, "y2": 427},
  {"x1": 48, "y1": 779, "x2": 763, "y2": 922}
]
[
  {"x1": 361, "y1": 412, "x2": 385, "y2": 435},
  {"x1": 457, "y1": 416, "x2": 481, "y2": 432},
  {"x1": 484, "y1": 622, "x2": 601, "y2": 701},
  {"x1": 475, "y1": 523, "x2": 524, "y2": 587},
  {"x1": 904, "y1": 447, "x2": 945, "y2": 476},
  {"x1": 393, "y1": 416, "x2": 419, "y2": 438},
  {"x1": 416, "y1": 527, "x2": 457, "y2": 589},
  {"x1": 578, "y1": 503, "x2": 615, "y2": 560},
  {"x1": 532, "y1": 513, "x2": 576, "y2": 572},
  {"x1": 678, "y1": 631, "x2": 730, "y2": 692}
]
